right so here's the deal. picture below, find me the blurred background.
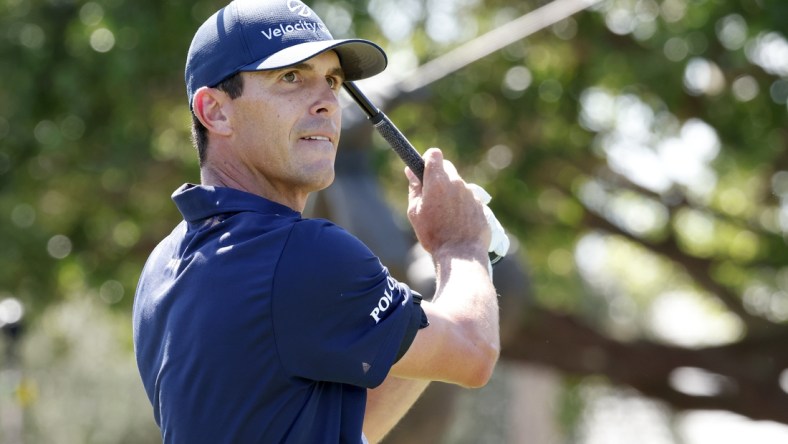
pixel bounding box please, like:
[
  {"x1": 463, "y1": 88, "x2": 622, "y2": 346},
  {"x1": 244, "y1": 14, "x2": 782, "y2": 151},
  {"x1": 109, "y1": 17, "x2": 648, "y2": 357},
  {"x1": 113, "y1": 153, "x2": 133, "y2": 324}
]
[{"x1": 1, "y1": 0, "x2": 788, "y2": 442}]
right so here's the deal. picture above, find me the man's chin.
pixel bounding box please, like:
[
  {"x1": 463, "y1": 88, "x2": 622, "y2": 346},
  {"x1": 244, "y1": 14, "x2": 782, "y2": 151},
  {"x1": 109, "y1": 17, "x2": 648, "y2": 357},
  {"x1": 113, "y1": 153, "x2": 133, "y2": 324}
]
[
  {"x1": 315, "y1": 173, "x2": 335, "y2": 192},
  {"x1": 304, "y1": 169, "x2": 335, "y2": 193}
]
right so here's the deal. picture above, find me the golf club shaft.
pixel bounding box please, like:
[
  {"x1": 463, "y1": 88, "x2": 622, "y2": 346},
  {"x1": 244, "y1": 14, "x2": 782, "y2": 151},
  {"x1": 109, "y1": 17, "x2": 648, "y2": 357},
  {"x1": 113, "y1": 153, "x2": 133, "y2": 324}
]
[{"x1": 343, "y1": 81, "x2": 425, "y2": 181}]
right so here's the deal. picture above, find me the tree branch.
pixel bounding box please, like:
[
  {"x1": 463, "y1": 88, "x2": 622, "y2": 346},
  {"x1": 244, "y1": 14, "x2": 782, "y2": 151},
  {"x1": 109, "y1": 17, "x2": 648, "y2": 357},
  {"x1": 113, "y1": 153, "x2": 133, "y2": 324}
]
[{"x1": 502, "y1": 307, "x2": 788, "y2": 423}]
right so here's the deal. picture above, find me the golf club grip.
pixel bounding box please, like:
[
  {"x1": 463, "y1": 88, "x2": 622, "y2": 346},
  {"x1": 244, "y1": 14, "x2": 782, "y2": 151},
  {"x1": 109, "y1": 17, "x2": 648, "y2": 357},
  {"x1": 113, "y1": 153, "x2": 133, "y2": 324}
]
[
  {"x1": 372, "y1": 113, "x2": 502, "y2": 265},
  {"x1": 371, "y1": 114, "x2": 425, "y2": 181}
]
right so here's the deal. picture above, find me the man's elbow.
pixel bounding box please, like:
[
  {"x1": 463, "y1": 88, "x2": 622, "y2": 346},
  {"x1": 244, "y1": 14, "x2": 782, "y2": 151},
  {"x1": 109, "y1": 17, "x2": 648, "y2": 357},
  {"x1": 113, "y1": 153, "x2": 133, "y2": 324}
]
[{"x1": 458, "y1": 339, "x2": 500, "y2": 388}]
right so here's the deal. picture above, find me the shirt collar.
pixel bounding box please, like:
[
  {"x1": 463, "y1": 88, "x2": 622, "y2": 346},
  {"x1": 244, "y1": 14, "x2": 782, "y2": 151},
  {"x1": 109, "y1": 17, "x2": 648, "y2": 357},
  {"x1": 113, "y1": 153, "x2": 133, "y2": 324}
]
[{"x1": 172, "y1": 184, "x2": 301, "y2": 222}]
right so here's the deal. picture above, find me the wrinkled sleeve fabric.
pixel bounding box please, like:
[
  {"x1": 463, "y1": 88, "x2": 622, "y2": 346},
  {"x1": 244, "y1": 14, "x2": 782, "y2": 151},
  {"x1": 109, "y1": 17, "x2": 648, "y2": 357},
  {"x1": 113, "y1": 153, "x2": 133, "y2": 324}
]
[{"x1": 271, "y1": 219, "x2": 424, "y2": 388}]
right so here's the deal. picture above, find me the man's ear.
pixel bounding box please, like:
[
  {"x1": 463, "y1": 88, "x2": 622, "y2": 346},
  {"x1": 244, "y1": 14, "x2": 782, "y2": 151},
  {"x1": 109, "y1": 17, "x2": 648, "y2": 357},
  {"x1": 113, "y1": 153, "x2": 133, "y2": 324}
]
[{"x1": 193, "y1": 87, "x2": 233, "y2": 136}]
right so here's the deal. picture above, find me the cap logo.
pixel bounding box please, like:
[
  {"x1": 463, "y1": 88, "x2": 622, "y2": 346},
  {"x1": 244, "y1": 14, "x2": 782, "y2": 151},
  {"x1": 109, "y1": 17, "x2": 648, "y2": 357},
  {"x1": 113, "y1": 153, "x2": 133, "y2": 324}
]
[
  {"x1": 287, "y1": 0, "x2": 311, "y2": 17},
  {"x1": 259, "y1": 1, "x2": 327, "y2": 41},
  {"x1": 259, "y1": 19, "x2": 327, "y2": 40}
]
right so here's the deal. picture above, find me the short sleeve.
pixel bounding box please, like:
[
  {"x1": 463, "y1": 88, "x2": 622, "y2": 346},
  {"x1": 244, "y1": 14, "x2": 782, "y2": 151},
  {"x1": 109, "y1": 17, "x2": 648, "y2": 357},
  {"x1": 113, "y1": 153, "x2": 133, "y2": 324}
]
[{"x1": 271, "y1": 219, "x2": 423, "y2": 388}]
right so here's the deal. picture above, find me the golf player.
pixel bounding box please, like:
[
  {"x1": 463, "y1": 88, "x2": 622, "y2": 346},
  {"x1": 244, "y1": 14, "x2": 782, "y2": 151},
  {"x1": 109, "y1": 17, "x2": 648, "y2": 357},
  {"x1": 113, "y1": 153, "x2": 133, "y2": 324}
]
[{"x1": 133, "y1": 0, "x2": 501, "y2": 442}]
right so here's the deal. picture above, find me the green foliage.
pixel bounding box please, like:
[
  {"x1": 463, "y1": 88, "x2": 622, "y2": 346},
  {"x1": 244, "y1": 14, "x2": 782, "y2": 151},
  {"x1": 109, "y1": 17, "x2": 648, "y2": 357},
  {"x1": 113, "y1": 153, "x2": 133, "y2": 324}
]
[
  {"x1": 375, "y1": 0, "x2": 788, "y2": 330},
  {"x1": 0, "y1": 0, "x2": 206, "y2": 316}
]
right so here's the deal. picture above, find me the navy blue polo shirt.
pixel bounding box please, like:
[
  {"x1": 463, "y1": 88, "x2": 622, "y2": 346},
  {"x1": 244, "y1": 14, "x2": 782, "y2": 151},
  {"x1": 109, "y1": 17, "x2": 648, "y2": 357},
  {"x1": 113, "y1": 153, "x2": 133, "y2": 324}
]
[{"x1": 133, "y1": 184, "x2": 425, "y2": 444}]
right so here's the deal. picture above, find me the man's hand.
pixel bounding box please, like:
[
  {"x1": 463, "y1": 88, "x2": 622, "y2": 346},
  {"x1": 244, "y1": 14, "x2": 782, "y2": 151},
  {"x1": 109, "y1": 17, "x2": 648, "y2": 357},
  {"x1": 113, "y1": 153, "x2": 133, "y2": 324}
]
[{"x1": 405, "y1": 148, "x2": 491, "y2": 260}]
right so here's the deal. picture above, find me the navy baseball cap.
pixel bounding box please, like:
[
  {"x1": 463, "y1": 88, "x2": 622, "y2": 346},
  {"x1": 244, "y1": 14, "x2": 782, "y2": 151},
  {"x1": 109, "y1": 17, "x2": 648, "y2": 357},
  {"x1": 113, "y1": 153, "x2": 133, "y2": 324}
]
[{"x1": 185, "y1": 0, "x2": 388, "y2": 109}]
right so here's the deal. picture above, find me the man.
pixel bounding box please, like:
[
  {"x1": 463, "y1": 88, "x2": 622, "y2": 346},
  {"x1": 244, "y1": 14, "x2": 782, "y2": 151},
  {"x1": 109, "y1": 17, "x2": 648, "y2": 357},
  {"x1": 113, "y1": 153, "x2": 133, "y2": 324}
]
[{"x1": 133, "y1": 0, "x2": 502, "y2": 442}]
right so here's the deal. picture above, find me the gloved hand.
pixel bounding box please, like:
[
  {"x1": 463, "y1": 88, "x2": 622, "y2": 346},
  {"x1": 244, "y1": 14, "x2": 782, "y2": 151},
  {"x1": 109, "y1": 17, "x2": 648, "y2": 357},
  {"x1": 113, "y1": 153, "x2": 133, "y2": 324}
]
[{"x1": 468, "y1": 184, "x2": 510, "y2": 272}]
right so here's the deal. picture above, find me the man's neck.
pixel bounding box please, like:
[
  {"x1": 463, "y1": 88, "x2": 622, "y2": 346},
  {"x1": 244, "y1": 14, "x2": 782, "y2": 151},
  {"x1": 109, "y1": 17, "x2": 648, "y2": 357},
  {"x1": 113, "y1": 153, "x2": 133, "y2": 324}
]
[{"x1": 200, "y1": 165, "x2": 308, "y2": 212}]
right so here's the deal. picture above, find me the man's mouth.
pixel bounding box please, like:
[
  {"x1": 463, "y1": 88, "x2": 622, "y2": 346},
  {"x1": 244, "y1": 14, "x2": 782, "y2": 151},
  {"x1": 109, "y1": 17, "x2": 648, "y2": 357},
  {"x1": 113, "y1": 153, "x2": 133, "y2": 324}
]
[{"x1": 302, "y1": 136, "x2": 331, "y2": 141}]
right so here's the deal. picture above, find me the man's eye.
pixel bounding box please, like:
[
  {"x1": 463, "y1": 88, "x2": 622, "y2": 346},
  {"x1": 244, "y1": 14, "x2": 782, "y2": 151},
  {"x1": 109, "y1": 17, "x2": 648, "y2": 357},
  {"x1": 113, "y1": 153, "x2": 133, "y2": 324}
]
[
  {"x1": 283, "y1": 72, "x2": 298, "y2": 83},
  {"x1": 326, "y1": 76, "x2": 341, "y2": 89}
]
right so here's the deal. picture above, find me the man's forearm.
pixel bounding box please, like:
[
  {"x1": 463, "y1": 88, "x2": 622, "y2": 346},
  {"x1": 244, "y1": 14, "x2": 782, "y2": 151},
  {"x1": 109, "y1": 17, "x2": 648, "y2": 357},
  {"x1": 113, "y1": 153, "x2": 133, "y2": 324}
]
[
  {"x1": 386, "y1": 252, "x2": 500, "y2": 387},
  {"x1": 363, "y1": 376, "x2": 431, "y2": 443}
]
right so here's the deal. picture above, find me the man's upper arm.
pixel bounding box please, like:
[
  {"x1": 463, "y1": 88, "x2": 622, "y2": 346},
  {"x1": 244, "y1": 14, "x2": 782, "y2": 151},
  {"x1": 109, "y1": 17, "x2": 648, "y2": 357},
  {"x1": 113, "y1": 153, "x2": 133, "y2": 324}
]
[
  {"x1": 271, "y1": 219, "x2": 426, "y2": 387},
  {"x1": 387, "y1": 301, "x2": 458, "y2": 380}
]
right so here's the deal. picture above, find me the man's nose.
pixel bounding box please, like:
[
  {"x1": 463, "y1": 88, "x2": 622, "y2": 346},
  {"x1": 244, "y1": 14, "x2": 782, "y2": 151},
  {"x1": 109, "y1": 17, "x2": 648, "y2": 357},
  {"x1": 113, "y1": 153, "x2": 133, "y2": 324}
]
[{"x1": 310, "y1": 82, "x2": 340, "y2": 116}]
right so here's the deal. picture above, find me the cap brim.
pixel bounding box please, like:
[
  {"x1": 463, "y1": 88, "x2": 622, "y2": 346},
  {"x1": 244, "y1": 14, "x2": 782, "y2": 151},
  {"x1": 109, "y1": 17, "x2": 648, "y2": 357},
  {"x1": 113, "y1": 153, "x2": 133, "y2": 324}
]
[{"x1": 239, "y1": 39, "x2": 387, "y2": 81}]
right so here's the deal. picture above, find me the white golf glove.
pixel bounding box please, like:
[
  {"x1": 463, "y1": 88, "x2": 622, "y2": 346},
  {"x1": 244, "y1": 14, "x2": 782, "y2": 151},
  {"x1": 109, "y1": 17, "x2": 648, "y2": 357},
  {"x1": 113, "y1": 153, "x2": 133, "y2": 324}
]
[{"x1": 468, "y1": 183, "x2": 510, "y2": 275}]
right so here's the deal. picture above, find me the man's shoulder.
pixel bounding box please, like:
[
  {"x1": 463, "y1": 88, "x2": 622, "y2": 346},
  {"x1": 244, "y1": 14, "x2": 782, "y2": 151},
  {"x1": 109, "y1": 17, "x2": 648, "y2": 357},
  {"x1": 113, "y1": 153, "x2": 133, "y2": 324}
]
[
  {"x1": 287, "y1": 218, "x2": 373, "y2": 263},
  {"x1": 274, "y1": 218, "x2": 385, "y2": 292},
  {"x1": 290, "y1": 217, "x2": 348, "y2": 240}
]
